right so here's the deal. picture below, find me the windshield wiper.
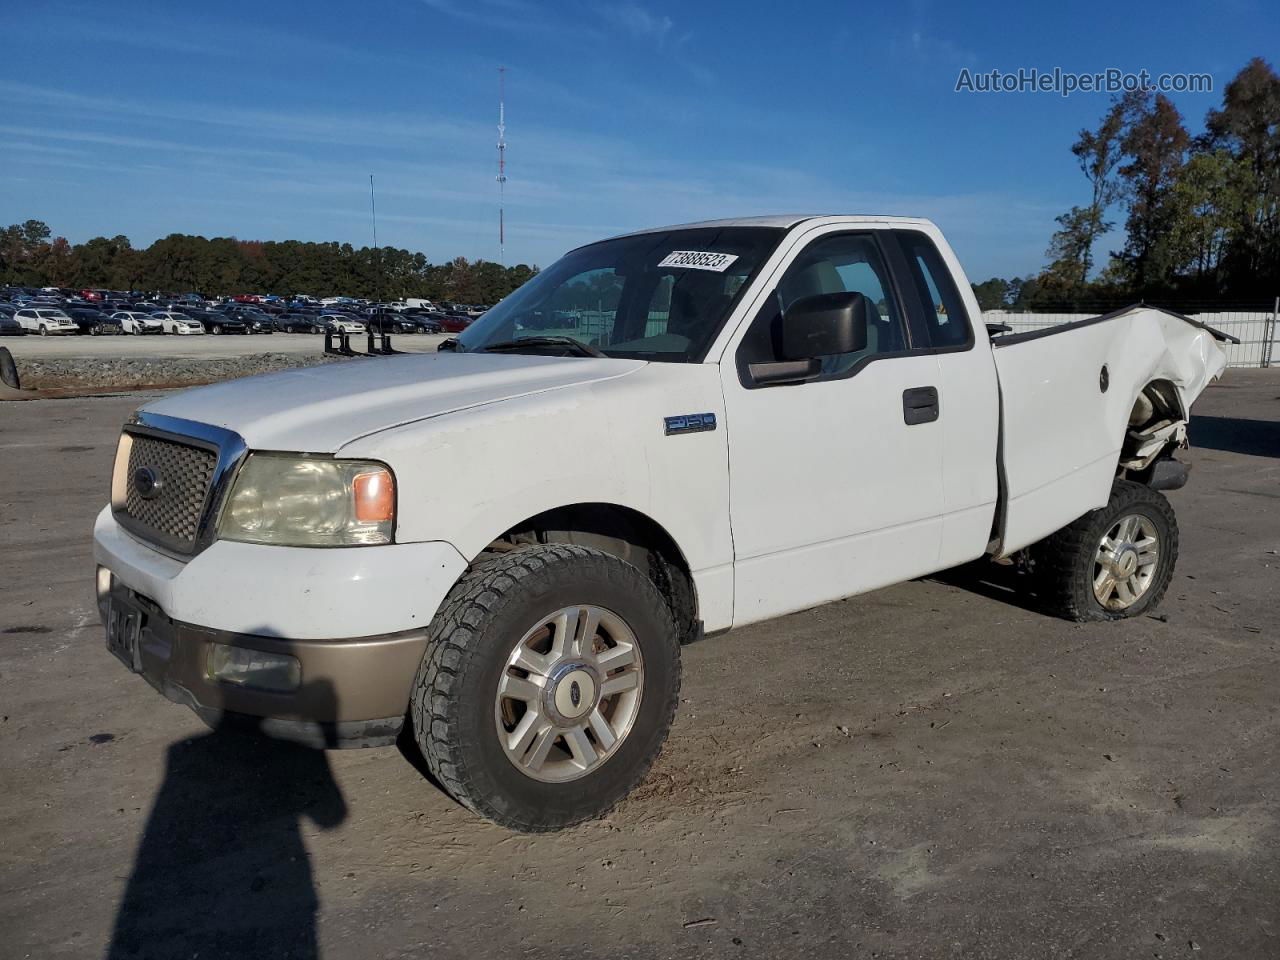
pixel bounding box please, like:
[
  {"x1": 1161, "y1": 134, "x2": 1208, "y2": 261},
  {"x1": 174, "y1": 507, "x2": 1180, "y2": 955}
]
[{"x1": 479, "y1": 336, "x2": 604, "y2": 358}]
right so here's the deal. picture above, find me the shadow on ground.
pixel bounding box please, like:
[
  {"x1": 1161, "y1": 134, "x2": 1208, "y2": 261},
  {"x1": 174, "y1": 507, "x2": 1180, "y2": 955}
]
[
  {"x1": 106, "y1": 680, "x2": 347, "y2": 960},
  {"x1": 928, "y1": 558, "x2": 1048, "y2": 614},
  {"x1": 1191, "y1": 414, "x2": 1280, "y2": 459}
]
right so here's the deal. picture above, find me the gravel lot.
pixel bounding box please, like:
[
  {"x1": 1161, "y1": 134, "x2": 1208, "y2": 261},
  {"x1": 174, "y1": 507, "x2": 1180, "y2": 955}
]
[
  {"x1": 2, "y1": 332, "x2": 447, "y2": 390},
  {"x1": 1, "y1": 371, "x2": 1278, "y2": 959}
]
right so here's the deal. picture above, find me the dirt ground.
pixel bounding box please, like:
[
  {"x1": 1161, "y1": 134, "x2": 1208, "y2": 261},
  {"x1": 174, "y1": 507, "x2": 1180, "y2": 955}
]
[{"x1": 1, "y1": 371, "x2": 1277, "y2": 960}]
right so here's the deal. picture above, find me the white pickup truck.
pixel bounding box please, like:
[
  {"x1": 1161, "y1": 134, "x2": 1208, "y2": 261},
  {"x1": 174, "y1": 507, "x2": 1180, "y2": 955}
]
[{"x1": 94, "y1": 215, "x2": 1229, "y2": 831}]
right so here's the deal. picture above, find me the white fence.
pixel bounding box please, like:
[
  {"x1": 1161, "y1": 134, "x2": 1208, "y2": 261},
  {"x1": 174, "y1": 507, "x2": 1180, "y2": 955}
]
[{"x1": 982, "y1": 305, "x2": 1280, "y2": 369}]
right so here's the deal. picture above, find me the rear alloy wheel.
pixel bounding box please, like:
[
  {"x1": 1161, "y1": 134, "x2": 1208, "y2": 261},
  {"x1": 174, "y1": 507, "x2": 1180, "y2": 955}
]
[
  {"x1": 412, "y1": 544, "x2": 680, "y2": 832},
  {"x1": 310, "y1": 324, "x2": 320, "y2": 334},
  {"x1": 1032, "y1": 480, "x2": 1178, "y2": 622},
  {"x1": 1093, "y1": 514, "x2": 1161, "y2": 611}
]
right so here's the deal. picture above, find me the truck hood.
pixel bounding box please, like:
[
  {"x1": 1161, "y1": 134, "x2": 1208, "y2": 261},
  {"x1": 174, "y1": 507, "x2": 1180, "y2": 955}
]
[{"x1": 143, "y1": 352, "x2": 645, "y2": 452}]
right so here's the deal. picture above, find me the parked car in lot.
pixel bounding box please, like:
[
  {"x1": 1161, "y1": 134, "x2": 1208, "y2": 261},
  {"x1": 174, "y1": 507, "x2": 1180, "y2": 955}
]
[
  {"x1": 225, "y1": 306, "x2": 276, "y2": 333},
  {"x1": 364, "y1": 310, "x2": 419, "y2": 334},
  {"x1": 400, "y1": 309, "x2": 443, "y2": 331},
  {"x1": 199, "y1": 312, "x2": 248, "y2": 335},
  {"x1": 276, "y1": 312, "x2": 322, "y2": 334},
  {"x1": 66, "y1": 307, "x2": 123, "y2": 335},
  {"x1": 435, "y1": 312, "x2": 474, "y2": 334},
  {"x1": 319, "y1": 313, "x2": 365, "y2": 333},
  {"x1": 399, "y1": 313, "x2": 442, "y2": 334},
  {"x1": 244, "y1": 312, "x2": 276, "y2": 334},
  {"x1": 151, "y1": 311, "x2": 206, "y2": 335},
  {"x1": 0, "y1": 314, "x2": 24, "y2": 336},
  {"x1": 112, "y1": 311, "x2": 165, "y2": 335},
  {"x1": 15, "y1": 307, "x2": 79, "y2": 336}
]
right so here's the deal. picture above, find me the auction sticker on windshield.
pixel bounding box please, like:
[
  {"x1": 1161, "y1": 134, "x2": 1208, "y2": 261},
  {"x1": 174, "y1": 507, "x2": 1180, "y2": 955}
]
[{"x1": 658, "y1": 250, "x2": 740, "y2": 272}]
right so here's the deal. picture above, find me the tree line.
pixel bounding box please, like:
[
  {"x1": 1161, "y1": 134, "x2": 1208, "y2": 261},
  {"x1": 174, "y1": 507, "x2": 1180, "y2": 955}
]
[
  {"x1": 0, "y1": 224, "x2": 538, "y2": 305},
  {"x1": 975, "y1": 56, "x2": 1279, "y2": 312}
]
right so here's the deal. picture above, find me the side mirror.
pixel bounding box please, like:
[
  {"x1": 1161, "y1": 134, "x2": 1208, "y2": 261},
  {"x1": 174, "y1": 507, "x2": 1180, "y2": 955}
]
[
  {"x1": 749, "y1": 292, "x2": 870, "y2": 386},
  {"x1": 780, "y1": 292, "x2": 870, "y2": 360}
]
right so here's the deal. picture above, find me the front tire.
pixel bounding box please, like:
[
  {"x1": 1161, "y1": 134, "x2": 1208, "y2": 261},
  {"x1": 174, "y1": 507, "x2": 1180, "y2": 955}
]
[
  {"x1": 411, "y1": 544, "x2": 680, "y2": 832},
  {"x1": 1032, "y1": 480, "x2": 1179, "y2": 622}
]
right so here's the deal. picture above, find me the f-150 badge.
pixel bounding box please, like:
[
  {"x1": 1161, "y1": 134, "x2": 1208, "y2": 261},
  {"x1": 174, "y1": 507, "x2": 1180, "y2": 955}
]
[{"x1": 664, "y1": 413, "x2": 717, "y2": 436}]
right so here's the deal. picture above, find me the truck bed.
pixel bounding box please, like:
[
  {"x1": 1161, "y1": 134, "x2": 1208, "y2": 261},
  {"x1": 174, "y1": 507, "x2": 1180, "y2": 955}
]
[{"x1": 991, "y1": 305, "x2": 1230, "y2": 555}]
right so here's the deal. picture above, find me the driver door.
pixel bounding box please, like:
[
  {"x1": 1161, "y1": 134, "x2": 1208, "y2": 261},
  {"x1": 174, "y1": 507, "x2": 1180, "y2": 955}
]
[{"x1": 722, "y1": 229, "x2": 945, "y2": 627}]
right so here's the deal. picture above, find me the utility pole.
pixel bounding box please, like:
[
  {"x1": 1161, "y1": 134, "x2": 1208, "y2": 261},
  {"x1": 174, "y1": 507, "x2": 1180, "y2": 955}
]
[
  {"x1": 370, "y1": 174, "x2": 379, "y2": 302},
  {"x1": 497, "y1": 66, "x2": 507, "y2": 266}
]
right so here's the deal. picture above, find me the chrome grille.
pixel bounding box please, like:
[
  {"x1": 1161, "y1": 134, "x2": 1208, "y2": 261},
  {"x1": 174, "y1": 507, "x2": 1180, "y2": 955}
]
[{"x1": 121, "y1": 434, "x2": 217, "y2": 552}]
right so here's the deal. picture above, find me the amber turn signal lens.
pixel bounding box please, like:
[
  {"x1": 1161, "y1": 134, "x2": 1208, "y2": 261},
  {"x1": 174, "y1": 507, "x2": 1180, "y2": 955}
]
[{"x1": 353, "y1": 469, "x2": 395, "y2": 524}]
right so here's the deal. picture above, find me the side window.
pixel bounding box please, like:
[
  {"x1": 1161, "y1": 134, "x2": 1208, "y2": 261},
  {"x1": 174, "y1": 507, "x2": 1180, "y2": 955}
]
[
  {"x1": 738, "y1": 232, "x2": 906, "y2": 381},
  {"x1": 895, "y1": 231, "x2": 973, "y2": 349}
]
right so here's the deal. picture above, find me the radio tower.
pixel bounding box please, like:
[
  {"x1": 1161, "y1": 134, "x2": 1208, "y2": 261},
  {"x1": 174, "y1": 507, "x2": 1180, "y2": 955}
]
[{"x1": 496, "y1": 66, "x2": 507, "y2": 265}]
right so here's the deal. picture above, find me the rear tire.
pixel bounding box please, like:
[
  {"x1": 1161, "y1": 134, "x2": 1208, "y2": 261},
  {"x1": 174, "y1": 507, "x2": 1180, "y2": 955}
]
[
  {"x1": 1031, "y1": 480, "x2": 1178, "y2": 622},
  {"x1": 411, "y1": 544, "x2": 680, "y2": 832}
]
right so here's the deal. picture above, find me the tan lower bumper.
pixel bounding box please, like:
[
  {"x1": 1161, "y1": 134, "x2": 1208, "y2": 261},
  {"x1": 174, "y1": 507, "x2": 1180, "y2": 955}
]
[{"x1": 104, "y1": 585, "x2": 428, "y2": 748}]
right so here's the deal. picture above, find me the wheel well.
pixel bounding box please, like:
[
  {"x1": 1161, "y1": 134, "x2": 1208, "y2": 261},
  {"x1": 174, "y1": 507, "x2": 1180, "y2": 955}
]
[
  {"x1": 489, "y1": 503, "x2": 701, "y2": 644},
  {"x1": 1127, "y1": 378, "x2": 1186, "y2": 430},
  {"x1": 1120, "y1": 378, "x2": 1189, "y2": 480}
]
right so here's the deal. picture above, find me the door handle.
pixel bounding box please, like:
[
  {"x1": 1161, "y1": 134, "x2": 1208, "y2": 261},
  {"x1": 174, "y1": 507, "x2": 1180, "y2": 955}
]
[{"x1": 902, "y1": 386, "x2": 939, "y2": 425}]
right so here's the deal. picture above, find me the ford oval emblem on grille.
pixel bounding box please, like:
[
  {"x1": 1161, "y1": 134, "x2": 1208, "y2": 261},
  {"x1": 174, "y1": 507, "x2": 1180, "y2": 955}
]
[{"x1": 133, "y1": 466, "x2": 163, "y2": 500}]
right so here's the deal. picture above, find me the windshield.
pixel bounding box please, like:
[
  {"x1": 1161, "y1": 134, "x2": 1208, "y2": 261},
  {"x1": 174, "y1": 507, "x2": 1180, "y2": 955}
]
[{"x1": 456, "y1": 226, "x2": 783, "y2": 361}]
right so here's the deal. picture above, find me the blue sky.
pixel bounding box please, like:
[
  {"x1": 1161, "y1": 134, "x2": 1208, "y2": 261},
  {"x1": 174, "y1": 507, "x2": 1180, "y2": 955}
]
[{"x1": 2, "y1": 0, "x2": 1273, "y2": 280}]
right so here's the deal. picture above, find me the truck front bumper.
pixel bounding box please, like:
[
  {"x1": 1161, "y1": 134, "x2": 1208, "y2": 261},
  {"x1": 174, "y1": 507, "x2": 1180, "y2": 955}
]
[{"x1": 93, "y1": 507, "x2": 470, "y2": 746}]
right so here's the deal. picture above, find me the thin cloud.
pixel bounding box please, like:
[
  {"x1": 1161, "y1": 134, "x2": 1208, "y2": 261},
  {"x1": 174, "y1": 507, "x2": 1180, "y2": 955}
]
[
  {"x1": 0, "y1": 124, "x2": 287, "y2": 160},
  {"x1": 601, "y1": 2, "x2": 675, "y2": 46},
  {"x1": 413, "y1": 0, "x2": 604, "y2": 40}
]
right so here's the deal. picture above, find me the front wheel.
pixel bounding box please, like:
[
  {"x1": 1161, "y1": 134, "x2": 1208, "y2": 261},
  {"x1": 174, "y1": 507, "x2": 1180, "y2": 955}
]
[
  {"x1": 39, "y1": 325, "x2": 49, "y2": 336},
  {"x1": 211, "y1": 325, "x2": 222, "y2": 335},
  {"x1": 1031, "y1": 480, "x2": 1179, "y2": 622},
  {"x1": 411, "y1": 544, "x2": 680, "y2": 832}
]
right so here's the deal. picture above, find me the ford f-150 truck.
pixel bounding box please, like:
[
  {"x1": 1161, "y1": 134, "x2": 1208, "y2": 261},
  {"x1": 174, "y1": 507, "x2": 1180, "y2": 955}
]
[{"x1": 93, "y1": 215, "x2": 1229, "y2": 831}]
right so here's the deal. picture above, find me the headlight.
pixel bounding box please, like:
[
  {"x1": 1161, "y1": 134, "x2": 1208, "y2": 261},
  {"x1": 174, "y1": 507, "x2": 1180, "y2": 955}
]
[{"x1": 218, "y1": 453, "x2": 395, "y2": 546}]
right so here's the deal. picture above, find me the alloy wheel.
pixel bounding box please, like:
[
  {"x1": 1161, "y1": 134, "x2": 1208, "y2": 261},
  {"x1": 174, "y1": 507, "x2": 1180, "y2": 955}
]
[
  {"x1": 495, "y1": 604, "x2": 644, "y2": 783},
  {"x1": 1093, "y1": 513, "x2": 1159, "y2": 610}
]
